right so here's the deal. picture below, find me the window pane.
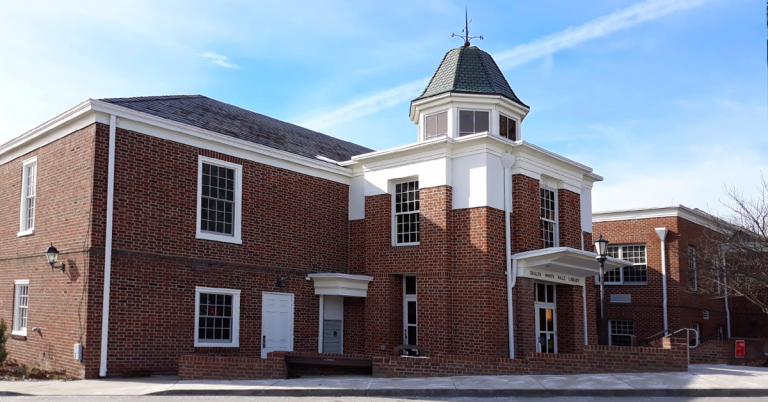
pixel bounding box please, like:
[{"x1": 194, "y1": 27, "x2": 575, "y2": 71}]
[
  {"x1": 499, "y1": 116, "x2": 508, "y2": 139},
  {"x1": 394, "y1": 180, "x2": 420, "y2": 244},
  {"x1": 425, "y1": 114, "x2": 437, "y2": 138},
  {"x1": 407, "y1": 326, "x2": 417, "y2": 345},
  {"x1": 405, "y1": 276, "x2": 416, "y2": 295},
  {"x1": 546, "y1": 285, "x2": 554, "y2": 303},
  {"x1": 536, "y1": 283, "x2": 546, "y2": 303},
  {"x1": 197, "y1": 292, "x2": 233, "y2": 342},
  {"x1": 459, "y1": 110, "x2": 474, "y2": 135},
  {"x1": 200, "y1": 163, "x2": 235, "y2": 236},
  {"x1": 507, "y1": 118, "x2": 516, "y2": 140},
  {"x1": 407, "y1": 301, "x2": 417, "y2": 324},
  {"x1": 475, "y1": 111, "x2": 489, "y2": 133},
  {"x1": 436, "y1": 112, "x2": 447, "y2": 135}
]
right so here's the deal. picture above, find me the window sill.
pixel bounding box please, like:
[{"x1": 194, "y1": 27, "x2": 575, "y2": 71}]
[
  {"x1": 17, "y1": 229, "x2": 34, "y2": 237},
  {"x1": 12, "y1": 330, "x2": 27, "y2": 337},
  {"x1": 194, "y1": 342, "x2": 240, "y2": 348},
  {"x1": 393, "y1": 242, "x2": 420, "y2": 247},
  {"x1": 196, "y1": 232, "x2": 242, "y2": 245}
]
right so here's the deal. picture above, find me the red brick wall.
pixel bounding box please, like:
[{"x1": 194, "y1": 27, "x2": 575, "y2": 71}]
[
  {"x1": 178, "y1": 351, "x2": 287, "y2": 380},
  {"x1": 511, "y1": 175, "x2": 540, "y2": 253},
  {"x1": 0, "y1": 123, "x2": 106, "y2": 379},
  {"x1": 373, "y1": 338, "x2": 688, "y2": 377},
  {"x1": 557, "y1": 189, "x2": 582, "y2": 249},
  {"x1": 593, "y1": 217, "x2": 729, "y2": 343},
  {"x1": 690, "y1": 339, "x2": 768, "y2": 365}
]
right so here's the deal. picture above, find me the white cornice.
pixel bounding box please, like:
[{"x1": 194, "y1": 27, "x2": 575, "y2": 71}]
[
  {"x1": 593, "y1": 205, "x2": 727, "y2": 233},
  {"x1": 0, "y1": 99, "x2": 93, "y2": 157},
  {"x1": 409, "y1": 92, "x2": 530, "y2": 123}
]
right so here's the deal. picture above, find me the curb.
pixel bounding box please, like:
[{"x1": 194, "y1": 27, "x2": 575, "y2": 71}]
[{"x1": 146, "y1": 388, "x2": 768, "y2": 397}]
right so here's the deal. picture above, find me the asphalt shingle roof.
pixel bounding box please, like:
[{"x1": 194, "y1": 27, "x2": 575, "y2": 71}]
[
  {"x1": 100, "y1": 95, "x2": 373, "y2": 162},
  {"x1": 413, "y1": 45, "x2": 527, "y2": 108}
]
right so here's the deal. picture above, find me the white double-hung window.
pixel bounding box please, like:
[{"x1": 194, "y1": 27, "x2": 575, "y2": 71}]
[
  {"x1": 393, "y1": 180, "x2": 420, "y2": 245},
  {"x1": 196, "y1": 156, "x2": 243, "y2": 244},
  {"x1": 540, "y1": 187, "x2": 557, "y2": 248},
  {"x1": 13, "y1": 280, "x2": 29, "y2": 336},
  {"x1": 609, "y1": 320, "x2": 634, "y2": 346},
  {"x1": 18, "y1": 157, "x2": 37, "y2": 236},
  {"x1": 194, "y1": 287, "x2": 240, "y2": 347},
  {"x1": 601, "y1": 245, "x2": 648, "y2": 284}
]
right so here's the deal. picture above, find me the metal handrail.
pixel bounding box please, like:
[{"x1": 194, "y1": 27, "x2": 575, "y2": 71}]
[{"x1": 665, "y1": 327, "x2": 700, "y2": 349}]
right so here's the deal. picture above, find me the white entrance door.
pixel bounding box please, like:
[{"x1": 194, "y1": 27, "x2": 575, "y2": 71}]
[
  {"x1": 534, "y1": 282, "x2": 557, "y2": 354},
  {"x1": 261, "y1": 292, "x2": 294, "y2": 358}
]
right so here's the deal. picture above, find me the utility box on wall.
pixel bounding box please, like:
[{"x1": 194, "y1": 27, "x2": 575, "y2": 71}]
[{"x1": 74, "y1": 343, "x2": 82, "y2": 362}]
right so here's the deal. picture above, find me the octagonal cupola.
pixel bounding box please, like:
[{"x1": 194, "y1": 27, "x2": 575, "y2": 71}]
[{"x1": 409, "y1": 44, "x2": 530, "y2": 143}]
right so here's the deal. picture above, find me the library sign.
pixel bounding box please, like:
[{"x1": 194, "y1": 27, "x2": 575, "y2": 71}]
[{"x1": 519, "y1": 268, "x2": 584, "y2": 286}]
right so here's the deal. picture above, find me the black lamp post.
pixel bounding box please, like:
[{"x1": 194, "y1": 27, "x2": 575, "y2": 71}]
[
  {"x1": 45, "y1": 244, "x2": 65, "y2": 272},
  {"x1": 594, "y1": 234, "x2": 609, "y2": 345}
]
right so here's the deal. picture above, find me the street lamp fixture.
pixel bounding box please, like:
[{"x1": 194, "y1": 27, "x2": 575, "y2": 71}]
[
  {"x1": 594, "y1": 234, "x2": 609, "y2": 345},
  {"x1": 45, "y1": 244, "x2": 66, "y2": 272}
]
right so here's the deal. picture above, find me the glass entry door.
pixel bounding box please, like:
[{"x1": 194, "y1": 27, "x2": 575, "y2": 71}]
[{"x1": 534, "y1": 282, "x2": 557, "y2": 354}]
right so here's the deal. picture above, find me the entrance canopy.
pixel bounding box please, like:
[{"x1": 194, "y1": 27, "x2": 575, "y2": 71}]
[
  {"x1": 513, "y1": 247, "x2": 633, "y2": 286},
  {"x1": 308, "y1": 273, "x2": 373, "y2": 297}
]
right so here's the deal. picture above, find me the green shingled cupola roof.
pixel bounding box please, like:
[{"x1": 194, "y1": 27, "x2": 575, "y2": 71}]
[{"x1": 413, "y1": 45, "x2": 527, "y2": 108}]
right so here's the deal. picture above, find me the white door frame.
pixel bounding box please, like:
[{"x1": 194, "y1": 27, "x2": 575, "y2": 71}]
[
  {"x1": 534, "y1": 282, "x2": 558, "y2": 354},
  {"x1": 403, "y1": 275, "x2": 417, "y2": 345},
  {"x1": 261, "y1": 292, "x2": 294, "y2": 358}
]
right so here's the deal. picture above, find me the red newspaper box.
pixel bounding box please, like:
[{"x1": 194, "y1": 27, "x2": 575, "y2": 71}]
[{"x1": 735, "y1": 340, "x2": 746, "y2": 358}]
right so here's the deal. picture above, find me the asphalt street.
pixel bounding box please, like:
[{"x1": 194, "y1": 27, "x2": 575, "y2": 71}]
[{"x1": 1, "y1": 396, "x2": 767, "y2": 401}]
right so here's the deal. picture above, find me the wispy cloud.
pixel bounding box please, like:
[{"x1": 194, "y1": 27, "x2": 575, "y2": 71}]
[
  {"x1": 201, "y1": 52, "x2": 239, "y2": 68},
  {"x1": 494, "y1": 0, "x2": 705, "y2": 68},
  {"x1": 298, "y1": 0, "x2": 706, "y2": 131},
  {"x1": 298, "y1": 77, "x2": 429, "y2": 130}
]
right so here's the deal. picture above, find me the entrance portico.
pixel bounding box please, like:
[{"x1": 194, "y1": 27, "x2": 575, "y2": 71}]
[{"x1": 511, "y1": 247, "x2": 632, "y2": 356}]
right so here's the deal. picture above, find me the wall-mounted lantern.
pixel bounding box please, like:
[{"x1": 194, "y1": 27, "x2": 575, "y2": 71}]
[
  {"x1": 45, "y1": 244, "x2": 65, "y2": 272},
  {"x1": 276, "y1": 278, "x2": 289, "y2": 287}
]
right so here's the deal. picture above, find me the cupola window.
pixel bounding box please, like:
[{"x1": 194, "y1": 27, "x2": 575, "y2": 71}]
[
  {"x1": 424, "y1": 111, "x2": 447, "y2": 140},
  {"x1": 458, "y1": 110, "x2": 489, "y2": 136},
  {"x1": 499, "y1": 114, "x2": 517, "y2": 141}
]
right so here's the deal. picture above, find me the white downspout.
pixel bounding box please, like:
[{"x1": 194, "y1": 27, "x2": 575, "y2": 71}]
[
  {"x1": 723, "y1": 252, "x2": 731, "y2": 338},
  {"x1": 581, "y1": 235, "x2": 588, "y2": 345},
  {"x1": 655, "y1": 228, "x2": 669, "y2": 336},
  {"x1": 100, "y1": 115, "x2": 117, "y2": 377},
  {"x1": 501, "y1": 154, "x2": 516, "y2": 358}
]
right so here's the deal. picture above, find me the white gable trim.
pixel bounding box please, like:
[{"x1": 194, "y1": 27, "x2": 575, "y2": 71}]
[
  {"x1": 593, "y1": 205, "x2": 725, "y2": 233},
  {"x1": 0, "y1": 99, "x2": 354, "y2": 184}
]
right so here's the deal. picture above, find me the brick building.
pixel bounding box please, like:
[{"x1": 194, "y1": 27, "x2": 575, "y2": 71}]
[
  {"x1": 0, "y1": 43, "x2": 635, "y2": 379},
  {"x1": 593, "y1": 205, "x2": 767, "y2": 346}
]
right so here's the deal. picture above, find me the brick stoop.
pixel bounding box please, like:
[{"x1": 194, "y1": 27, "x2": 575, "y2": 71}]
[{"x1": 178, "y1": 351, "x2": 288, "y2": 380}]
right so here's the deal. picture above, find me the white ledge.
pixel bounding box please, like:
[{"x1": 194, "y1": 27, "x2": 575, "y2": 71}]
[{"x1": 308, "y1": 273, "x2": 373, "y2": 297}]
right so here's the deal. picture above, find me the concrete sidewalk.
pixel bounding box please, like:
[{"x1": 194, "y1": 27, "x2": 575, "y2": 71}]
[{"x1": 1, "y1": 364, "x2": 768, "y2": 397}]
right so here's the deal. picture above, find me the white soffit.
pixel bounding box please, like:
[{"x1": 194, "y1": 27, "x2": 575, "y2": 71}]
[
  {"x1": 514, "y1": 247, "x2": 632, "y2": 280},
  {"x1": 308, "y1": 273, "x2": 373, "y2": 297}
]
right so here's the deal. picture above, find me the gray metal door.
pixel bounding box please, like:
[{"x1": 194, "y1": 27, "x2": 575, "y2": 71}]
[{"x1": 322, "y1": 320, "x2": 342, "y2": 353}]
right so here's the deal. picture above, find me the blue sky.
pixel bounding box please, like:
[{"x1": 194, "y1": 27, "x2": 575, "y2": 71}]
[{"x1": 0, "y1": 0, "x2": 765, "y2": 213}]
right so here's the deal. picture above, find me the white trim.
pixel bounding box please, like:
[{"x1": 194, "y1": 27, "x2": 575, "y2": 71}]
[
  {"x1": 655, "y1": 227, "x2": 670, "y2": 335},
  {"x1": 534, "y1": 282, "x2": 558, "y2": 354},
  {"x1": 596, "y1": 244, "x2": 648, "y2": 285},
  {"x1": 12, "y1": 280, "x2": 30, "y2": 336},
  {"x1": 194, "y1": 286, "x2": 241, "y2": 348},
  {"x1": 403, "y1": 276, "x2": 417, "y2": 345},
  {"x1": 582, "y1": 285, "x2": 588, "y2": 345},
  {"x1": 18, "y1": 157, "x2": 37, "y2": 236},
  {"x1": 608, "y1": 319, "x2": 634, "y2": 346},
  {"x1": 308, "y1": 273, "x2": 373, "y2": 297},
  {"x1": 593, "y1": 205, "x2": 726, "y2": 233},
  {"x1": 392, "y1": 177, "x2": 420, "y2": 246},
  {"x1": 196, "y1": 156, "x2": 243, "y2": 244},
  {"x1": 99, "y1": 114, "x2": 116, "y2": 377}
]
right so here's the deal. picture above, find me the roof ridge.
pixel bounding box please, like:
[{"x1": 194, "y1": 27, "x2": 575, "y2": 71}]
[
  {"x1": 475, "y1": 47, "x2": 495, "y2": 92},
  {"x1": 100, "y1": 95, "x2": 206, "y2": 103}
]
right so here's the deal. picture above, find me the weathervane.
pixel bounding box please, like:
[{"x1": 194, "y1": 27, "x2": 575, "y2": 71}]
[{"x1": 452, "y1": 7, "x2": 483, "y2": 47}]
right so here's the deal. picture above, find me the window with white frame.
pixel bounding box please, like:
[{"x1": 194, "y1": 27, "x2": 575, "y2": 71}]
[
  {"x1": 688, "y1": 246, "x2": 698, "y2": 291},
  {"x1": 424, "y1": 111, "x2": 447, "y2": 140},
  {"x1": 394, "y1": 180, "x2": 420, "y2": 245},
  {"x1": 19, "y1": 158, "x2": 37, "y2": 235},
  {"x1": 601, "y1": 245, "x2": 648, "y2": 284},
  {"x1": 458, "y1": 110, "x2": 490, "y2": 136},
  {"x1": 540, "y1": 187, "x2": 557, "y2": 248},
  {"x1": 196, "y1": 156, "x2": 243, "y2": 244},
  {"x1": 194, "y1": 287, "x2": 240, "y2": 347},
  {"x1": 609, "y1": 320, "x2": 633, "y2": 346},
  {"x1": 499, "y1": 114, "x2": 517, "y2": 141},
  {"x1": 13, "y1": 280, "x2": 29, "y2": 336}
]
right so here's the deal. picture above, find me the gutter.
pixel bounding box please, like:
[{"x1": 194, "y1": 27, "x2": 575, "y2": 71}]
[
  {"x1": 500, "y1": 154, "x2": 516, "y2": 358},
  {"x1": 655, "y1": 228, "x2": 669, "y2": 335},
  {"x1": 99, "y1": 115, "x2": 117, "y2": 377}
]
